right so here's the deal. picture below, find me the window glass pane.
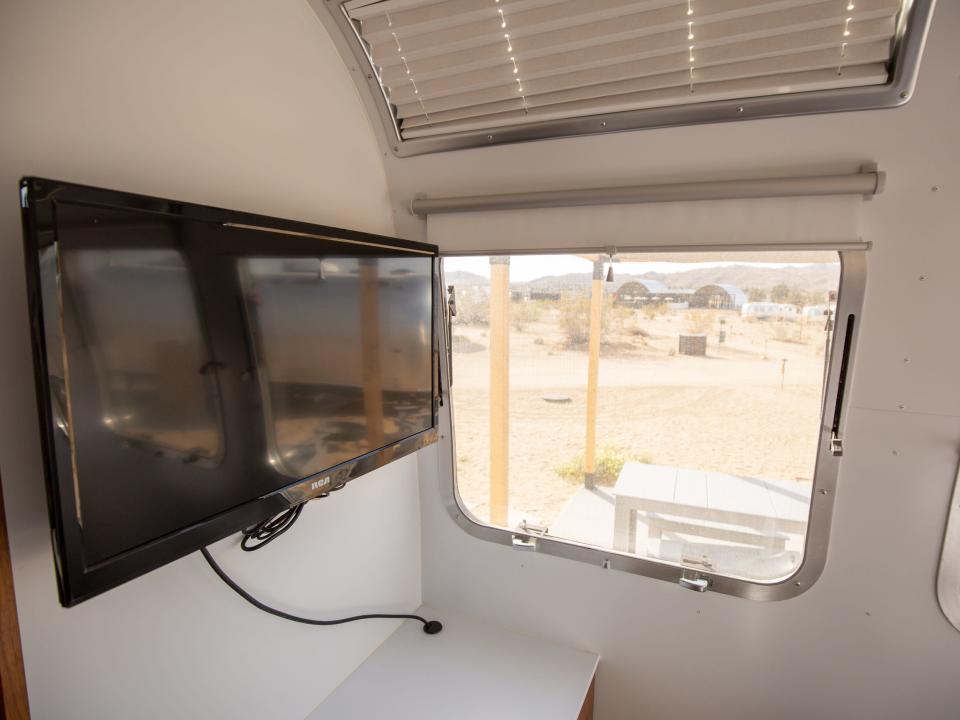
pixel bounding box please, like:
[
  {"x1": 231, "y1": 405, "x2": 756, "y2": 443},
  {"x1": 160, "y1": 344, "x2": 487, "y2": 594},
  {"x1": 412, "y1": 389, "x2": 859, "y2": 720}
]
[
  {"x1": 447, "y1": 252, "x2": 840, "y2": 582},
  {"x1": 239, "y1": 257, "x2": 434, "y2": 479}
]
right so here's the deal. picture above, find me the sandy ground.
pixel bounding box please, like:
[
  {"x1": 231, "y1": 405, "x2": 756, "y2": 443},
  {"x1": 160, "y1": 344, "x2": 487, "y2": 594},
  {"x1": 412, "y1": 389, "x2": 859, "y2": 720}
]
[{"x1": 451, "y1": 304, "x2": 830, "y2": 527}]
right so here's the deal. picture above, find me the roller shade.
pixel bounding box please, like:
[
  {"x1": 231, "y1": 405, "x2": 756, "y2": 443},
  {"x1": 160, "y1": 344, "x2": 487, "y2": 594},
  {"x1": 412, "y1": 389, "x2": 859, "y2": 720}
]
[
  {"x1": 344, "y1": 0, "x2": 905, "y2": 140},
  {"x1": 426, "y1": 194, "x2": 864, "y2": 253}
]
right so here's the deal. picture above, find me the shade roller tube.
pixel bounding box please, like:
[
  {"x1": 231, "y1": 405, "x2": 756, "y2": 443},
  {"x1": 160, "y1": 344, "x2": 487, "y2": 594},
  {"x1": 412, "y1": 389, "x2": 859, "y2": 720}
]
[{"x1": 411, "y1": 167, "x2": 882, "y2": 216}]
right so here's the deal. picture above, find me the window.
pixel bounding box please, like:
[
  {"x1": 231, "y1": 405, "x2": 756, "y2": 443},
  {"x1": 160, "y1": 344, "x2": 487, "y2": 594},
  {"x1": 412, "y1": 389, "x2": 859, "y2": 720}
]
[{"x1": 442, "y1": 250, "x2": 860, "y2": 593}]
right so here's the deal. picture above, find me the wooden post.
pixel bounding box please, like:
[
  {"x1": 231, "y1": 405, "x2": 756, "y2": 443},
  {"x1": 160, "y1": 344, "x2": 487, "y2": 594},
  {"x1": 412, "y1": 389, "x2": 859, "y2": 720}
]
[
  {"x1": 489, "y1": 256, "x2": 510, "y2": 526},
  {"x1": 584, "y1": 259, "x2": 603, "y2": 489},
  {"x1": 360, "y1": 259, "x2": 385, "y2": 451}
]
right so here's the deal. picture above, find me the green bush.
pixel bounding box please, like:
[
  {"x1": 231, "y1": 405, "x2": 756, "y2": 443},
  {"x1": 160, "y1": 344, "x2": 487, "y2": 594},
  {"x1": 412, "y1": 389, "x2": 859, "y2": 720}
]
[{"x1": 555, "y1": 444, "x2": 652, "y2": 486}]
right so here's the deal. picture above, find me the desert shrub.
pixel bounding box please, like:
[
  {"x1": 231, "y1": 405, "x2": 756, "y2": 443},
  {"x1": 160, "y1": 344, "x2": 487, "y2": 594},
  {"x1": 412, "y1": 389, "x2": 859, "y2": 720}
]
[
  {"x1": 455, "y1": 291, "x2": 489, "y2": 325},
  {"x1": 642, "y1": 301, "x2": 668, "y2": 320},
  {"x1": 555, "y1": 444, "x2": 653, "y2": 486},
  {"x1": 559, "y1": 295, "x2": 592, "y2": 346},
  {"x1": 622, "y1": 322, "x2": 650, "y2": 347},
  {"x1": 604, "y1": 298, "x2": 634, "y2": 333},
  {"x1": 560, "y1": 293, "x2": 620, "y2": 347},
  {"x1": 685, "y1": 310, "x2": 714, "y2": 334},
  {"x1": 511, "y1": 299, "x2": 544, "y2": 331},
  {"x1": 746, "y1": 287, "x2": 767, "y2": 302},
  {"x1": 786, "y1": 288, "x2": 814, "y2": 309},
  {"x1": 773, "y1": 322, "x2": 802, "y2": 343},
  {"x1": 770, "y1": 283, "x2": 791, "y2": 303},
  {"x1": 769, "y1": 284, "x2": 821, "y2": 307}
]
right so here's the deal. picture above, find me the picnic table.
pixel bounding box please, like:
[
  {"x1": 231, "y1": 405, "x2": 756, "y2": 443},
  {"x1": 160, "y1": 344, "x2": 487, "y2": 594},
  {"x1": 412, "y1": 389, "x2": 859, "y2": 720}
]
[{"x1": 612, "y1": 462, "x2": 812, "y2": 555}]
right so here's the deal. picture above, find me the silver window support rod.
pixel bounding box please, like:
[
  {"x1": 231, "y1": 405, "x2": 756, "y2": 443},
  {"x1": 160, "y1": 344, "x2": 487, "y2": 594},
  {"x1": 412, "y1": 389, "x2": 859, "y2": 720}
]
[{"x1": 411, "y1": 164, "x2": 882, "y2": 216}]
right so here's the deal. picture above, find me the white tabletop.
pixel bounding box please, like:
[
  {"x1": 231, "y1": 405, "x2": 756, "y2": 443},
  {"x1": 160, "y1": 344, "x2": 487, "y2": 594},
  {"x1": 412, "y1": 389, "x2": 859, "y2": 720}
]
[
  {"x1": 307, "y1": 607, "x2": 598, "y2": 720},
  {"x1": 613, "y1": 462, "x2": 811, "y2": 528}
]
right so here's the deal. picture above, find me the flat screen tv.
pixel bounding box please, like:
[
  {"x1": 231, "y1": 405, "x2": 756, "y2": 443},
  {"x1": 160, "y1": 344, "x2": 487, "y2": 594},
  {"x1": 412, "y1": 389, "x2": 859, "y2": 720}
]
[{"x1": 20, "y1": 177, "x2": 439, "y2": 606}]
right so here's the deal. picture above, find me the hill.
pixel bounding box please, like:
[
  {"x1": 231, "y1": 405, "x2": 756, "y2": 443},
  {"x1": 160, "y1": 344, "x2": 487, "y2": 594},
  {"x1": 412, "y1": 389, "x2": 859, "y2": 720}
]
[
  {"x1": 445, "y1": 264, "x2": 840, "y2": 294},
  {"x1": 444, "y1": 270, "x2": 489, "y2": 287},
  {"x1": 640, "y1": 264, "x2": 840, "y2": 292}
]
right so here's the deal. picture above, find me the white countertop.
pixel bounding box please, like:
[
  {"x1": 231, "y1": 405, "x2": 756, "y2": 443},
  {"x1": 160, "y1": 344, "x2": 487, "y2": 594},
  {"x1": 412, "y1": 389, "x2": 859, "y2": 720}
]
[{"x1": 307, "y1": 607, "x2": 599, "y2": 720}]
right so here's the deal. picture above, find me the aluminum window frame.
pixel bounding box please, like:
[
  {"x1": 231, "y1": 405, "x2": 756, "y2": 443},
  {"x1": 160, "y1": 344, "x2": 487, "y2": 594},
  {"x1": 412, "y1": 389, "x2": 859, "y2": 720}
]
[
  {"x1": 312, "y1": 0, "x2": 934, "y2": 157},
  {"x1": 434, "y1": 247, "x2": 865, "y2": 600}
]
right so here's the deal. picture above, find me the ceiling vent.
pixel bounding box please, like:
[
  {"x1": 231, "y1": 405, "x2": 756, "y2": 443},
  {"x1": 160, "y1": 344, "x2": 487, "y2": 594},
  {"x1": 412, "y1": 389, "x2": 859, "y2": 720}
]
[{"x1": 325, "y1": 0, "x2": 933, "y2": 155}]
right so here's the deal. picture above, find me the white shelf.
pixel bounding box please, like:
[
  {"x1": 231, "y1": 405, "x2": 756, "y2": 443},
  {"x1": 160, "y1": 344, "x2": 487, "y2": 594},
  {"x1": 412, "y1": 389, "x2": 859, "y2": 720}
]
[{"x1": 306, "y1": 607, "x2": 599, "y2": 720}]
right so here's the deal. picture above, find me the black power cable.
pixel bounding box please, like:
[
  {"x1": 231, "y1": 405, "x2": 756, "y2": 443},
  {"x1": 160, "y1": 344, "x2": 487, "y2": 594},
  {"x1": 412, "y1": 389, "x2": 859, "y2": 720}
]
[
  {"x1": 240, "y1": 482, "x2": 346, "y2": 552},
  {"x1": 239, "y1": 503, "x2": 304, "y2": 551},
  {"x1": 202, "y1": 488, "x2": 442, "y2": 635},
  {"x1": 200, "y1": 548, "x2": 442, "y2": 634}
]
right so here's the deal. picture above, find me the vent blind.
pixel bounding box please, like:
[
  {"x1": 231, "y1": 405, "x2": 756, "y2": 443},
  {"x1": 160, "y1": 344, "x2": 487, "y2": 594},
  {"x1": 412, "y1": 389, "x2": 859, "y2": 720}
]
[{"x1": 344, "y1": 0, "x2": 904, "y2": 139}]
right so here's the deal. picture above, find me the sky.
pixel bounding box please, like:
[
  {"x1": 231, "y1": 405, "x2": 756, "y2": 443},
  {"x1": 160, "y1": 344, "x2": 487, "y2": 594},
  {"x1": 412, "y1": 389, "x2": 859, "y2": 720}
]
[{"x1": 442, "y1": 255, "x2": 820, "y2": 282}]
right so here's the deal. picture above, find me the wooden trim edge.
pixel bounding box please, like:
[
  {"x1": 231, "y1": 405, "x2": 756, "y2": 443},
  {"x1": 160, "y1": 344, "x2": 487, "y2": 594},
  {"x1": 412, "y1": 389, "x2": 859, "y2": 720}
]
[
  {"x1": 577, "y1": 676, "x2": 595, "y2": 720},
  {"x1": 0, "y1": 473, "x2": 30, "y2": 720}
]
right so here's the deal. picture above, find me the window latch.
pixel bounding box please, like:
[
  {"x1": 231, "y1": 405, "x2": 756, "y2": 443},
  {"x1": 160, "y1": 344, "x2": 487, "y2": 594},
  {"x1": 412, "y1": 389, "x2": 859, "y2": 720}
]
[
  {"x1": 512, "y1": 519, "x2": 548, "y2": 551},
  {"x1": 447, "y1": 284, "x2": 457, "y2": 318},
  {"x1": 679, "y1": 572, "x2": 710, "y2": 593},
  {"x1": 445, "y1": 283, "x2": 456, "y2": 387},
  {"x1": 512, "y1": 535, "x2": 538, "y2": 551},
  {"x1": 830, "y1": 431, "x2": 843, "y2": 456},
  {"x1": 517, "y1": 519, "x2": 548, "y2": 536}
]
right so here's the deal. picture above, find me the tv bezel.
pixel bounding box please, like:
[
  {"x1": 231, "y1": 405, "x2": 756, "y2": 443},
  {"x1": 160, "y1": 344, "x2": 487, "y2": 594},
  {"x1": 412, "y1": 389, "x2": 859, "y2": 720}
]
[{"x1": 20, "y1": 176, "x2": 440, "y2": 606}]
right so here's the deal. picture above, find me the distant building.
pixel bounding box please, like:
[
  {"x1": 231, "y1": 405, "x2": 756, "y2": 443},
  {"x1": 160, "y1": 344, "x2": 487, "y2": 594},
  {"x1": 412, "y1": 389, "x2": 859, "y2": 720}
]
[
  {"x1": 614, "y1": 280, "x2": 694, "y2": 306},
  {"x1": 741, "y1": 302, "x2": 799, "y2": 320},
  {"x1": 511, "y1": 289, "x2": 561, "y2": 302},
  {"x1": 690, "y1": 284, "x2": 747, "y2": 310},
  {"x1": 801, "y1": 304, "x2": 836, "y2": 320}
]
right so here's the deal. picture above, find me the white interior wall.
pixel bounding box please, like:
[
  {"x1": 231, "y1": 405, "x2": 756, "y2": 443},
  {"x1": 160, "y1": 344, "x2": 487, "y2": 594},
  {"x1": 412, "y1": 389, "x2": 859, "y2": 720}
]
[
  {"x1": 0, "y1": 2, "x2": 422, "y2": 719},
  {"x1": 399, "y1": 3, "x2": 960, "y2": 720}
]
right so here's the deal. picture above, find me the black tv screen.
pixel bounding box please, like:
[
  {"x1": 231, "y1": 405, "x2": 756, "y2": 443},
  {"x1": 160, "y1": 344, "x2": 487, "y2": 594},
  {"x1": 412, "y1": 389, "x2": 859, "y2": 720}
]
[{"x1": 20, "y1": 178, "x2": 438, "y2": 605}]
